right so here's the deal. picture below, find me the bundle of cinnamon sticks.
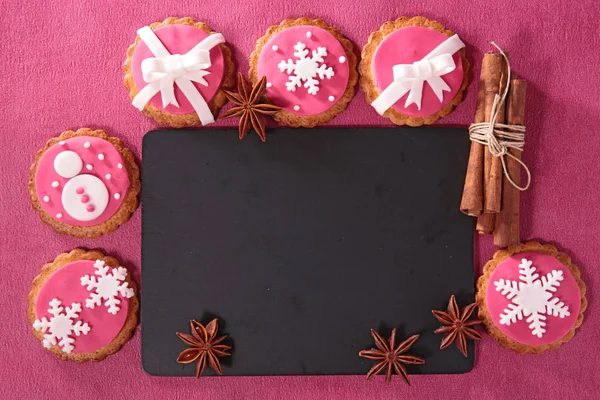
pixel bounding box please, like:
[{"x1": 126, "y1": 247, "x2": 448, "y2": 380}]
[{"x1": 460, "y1": 50, "x2": 528, "y2": 247}]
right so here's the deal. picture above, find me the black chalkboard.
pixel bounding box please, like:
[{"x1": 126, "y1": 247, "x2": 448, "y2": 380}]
[{"x1": 141, "y1": 128, "x2": 474, "y2": 377}]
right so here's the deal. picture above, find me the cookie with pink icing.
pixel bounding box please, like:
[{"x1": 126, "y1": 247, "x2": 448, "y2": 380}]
[
  {"x1": 27, "y1": 249, "x2": 139, "y2": 362},
  {"x1": 477, "y1": 242, "x2": 587, "y2": 354},
  {"x1": 360, "y1": 16, "x2": 470, "y2": 126},
  {"x1": 124, "y1": 17, "x2": 235, "y2": 128},
  {"x1": 249, "y1": 18, "x2": 358, "y2": 127},
  {"x1": 29, "y1": 128, "x2": 140, "y2": 238}
]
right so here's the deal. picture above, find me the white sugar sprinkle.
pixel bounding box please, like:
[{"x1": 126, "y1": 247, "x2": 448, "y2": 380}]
[
  {"x1": 306, "y1": 31, "x2": 312, "y2": 38},
  {"x1": 106, "y1": 174, "x2": 111, "y2": 180},
  {"x1": 114, "y1": 193, "x2": 120, "y2": 200},
  {"x1": 328, "y1": 95, "x2": 335, "y2": 102},
  {"x1": 98, "y1": 153, "x2": 104, "y2": 160},
  {"x1": 51, "y1": 181, "x2": 59, "y2": 188},
  {"x1": 84, "y1": 142, "x2": 90, "y2": 148},
  {"x1": 293, "y1": 105, "x2": 300, "y2": 111},
  {"x1": 43, "y1": 196, "x2": 50, "y2": 202},
  {"x1": 86, "y1": 164, "x2": 93, "y2": 170},
  {"x1": 59, "y1": 141, "x2": 65, "y2": 146},
  {"x1": 56, "y1": 213, "x2": 63, "y2": 218},
  {"x1": 339, "y1": 56, "x2": 346, "y2": 63},
  {"x1": 117, "y1": 163, "x2": 123, "y2": 169},
  {"x1": 266, "y1": 82, "x2": 272, "y2": 88},
  {"x1": 272, "y1": 45, "x2": 279, "y2": 51}
]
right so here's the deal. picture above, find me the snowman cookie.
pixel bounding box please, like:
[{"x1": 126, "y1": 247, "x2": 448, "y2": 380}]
[
  {"x1": 27, "y1": 249, "x2": 139, "y2": 362},
  {"x1": 29, "y1": 128, "x2": 140, "y2": 238},
  {"x1": 249, "y1": 18, "x2": 358, "y2": 127}
]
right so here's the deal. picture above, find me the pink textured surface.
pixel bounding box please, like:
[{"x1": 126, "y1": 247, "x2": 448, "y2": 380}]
[
  {"x1": 35, "y1": 260, "x2": 130, "y2": 353},
  {"x1": 1, "y1": 0, "x2": 599, "y2": 399}
]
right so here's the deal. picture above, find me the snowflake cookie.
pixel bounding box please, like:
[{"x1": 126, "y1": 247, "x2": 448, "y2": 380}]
[
  {"x1": 249, "y1": 18, "x2": 358, "y2": 127},
  {"x1": 359, "y1": 16, "x2": 470, "y2": 126},
  {"x1": 28, "y1": 249, "x2": 139, "y2": 362},
  {"x1": 29, "y1": 128, "x2": 140, "y2": 238},
  {"x1": 476, "y1": 242, "x2": 587, "y2": 354}
]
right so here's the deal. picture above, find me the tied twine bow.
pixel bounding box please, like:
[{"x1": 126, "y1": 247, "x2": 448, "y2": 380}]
[
  {"x1": 468, "y1": 43, "x2": 531, "y2": 191},
  {"x1": 371, "y1": 34, "x2": 465, "y2": 114},
  {"x1": 131, "y1": 26, "x2": 225, "y2": 125}
]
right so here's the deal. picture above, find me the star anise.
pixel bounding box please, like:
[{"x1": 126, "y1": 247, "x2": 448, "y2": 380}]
[
  {"x1": 176, "y1": 318, "x2": 231, "y2": 377},
  {"x1": 432, "y1": 295, "x2": 482, "y2": 357},
  {"x1": 358, "y1": 329, "x2": 425, "y2": 385},
  {"x1": 220, "y1": 73, "x2": 281, "y2": 142}
]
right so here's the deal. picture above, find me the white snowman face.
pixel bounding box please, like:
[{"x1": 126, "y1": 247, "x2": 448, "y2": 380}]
[{"x1": 54, "y1": 150, "x2": 109, "y2": 221}]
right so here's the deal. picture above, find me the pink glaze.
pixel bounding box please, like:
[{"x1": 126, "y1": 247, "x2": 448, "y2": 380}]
[
  {"x1": 34, "y1": 136, "x2": 129, "y2": 226},
  {"x1": 131, "y1": 24, "x2": 225, "y2": 115},
  {"x1": 371, "y1": 26, "x2": 464, "y2": 117},
  {"x1": 35, "y1": 260, "x2": 130, "y2": 354},
  {"x1": 257, "y1": 26, "x2": 350, "y2": 116},
  {"x1": 486, "y1": 252, "x2": 581, "y2": 346}
]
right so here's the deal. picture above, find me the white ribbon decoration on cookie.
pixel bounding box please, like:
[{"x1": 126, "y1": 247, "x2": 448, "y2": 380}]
[
  {"x1": 371, "y1": 34, "x2": 465, "y2": 114},
  {"x1": 131, "y1": 26, "x2": 225, "y2": 125}
]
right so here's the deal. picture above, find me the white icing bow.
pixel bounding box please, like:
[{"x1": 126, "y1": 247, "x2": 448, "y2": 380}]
[
  {"x1": 131, "y1": 26, "x2": 225, "y2": 125},
  {"x1": 371, "y1": 34, "x2": 465, "y2": 113}
]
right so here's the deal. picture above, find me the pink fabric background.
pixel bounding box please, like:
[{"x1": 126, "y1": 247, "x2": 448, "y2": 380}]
[{"x1": 1, "y1": 0, "x2": 599, "y2": 399}]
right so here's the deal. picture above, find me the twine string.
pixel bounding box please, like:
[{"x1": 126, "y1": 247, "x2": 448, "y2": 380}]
[{"x1": 468, "y1": 43, "x2": 531, "y2": 191}]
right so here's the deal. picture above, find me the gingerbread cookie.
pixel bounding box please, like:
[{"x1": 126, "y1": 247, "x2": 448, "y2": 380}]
[
  {"x1": 27, "y1": 249, "x2": 139, "y2": 363},
  {"x1": 360, "y1": 16, "x2": 470, "y2": 126},
  {"x1": 249, "y1": 18, "x2": 358, "y2": 127},
  {"x1": 124, "y1": 17, "x2": 235, "y2": 127},
  {"x1": 476, "y1": 241, "x2": 587, "y2": 354},
  {"x1": 29, "y1": 128, "x2": 140, "y2": 238}
]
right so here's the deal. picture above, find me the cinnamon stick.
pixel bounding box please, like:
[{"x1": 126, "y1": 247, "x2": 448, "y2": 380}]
[
  {"x1": 476, "y1": 53, "x2": 506, "y2": 234},
  {"x1": 459, "y1": 66, "x2": 487, "y2": 216},
  {"x1": 494, "y1": 78, "x2": 527, "y2": 247},
  {"x1": 485, "y1": 56, "x2": 509, "y2": 213}
]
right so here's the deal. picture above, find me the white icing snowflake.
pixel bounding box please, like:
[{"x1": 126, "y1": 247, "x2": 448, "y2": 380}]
[
  {"x1": 494, "y1": 258, "x2": 570, "y2": 338},
  {"x1": 81, "y1": 260, "x2": 134, "y2": 315},
  {"x1": 277, "y1": 42, "x2": 334, "y2": 95},
  {"x1": 33, "y1": 299, "x2": 91, "y2": 354}
]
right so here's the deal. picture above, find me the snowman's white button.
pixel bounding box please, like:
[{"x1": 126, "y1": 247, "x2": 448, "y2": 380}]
[
  {"x1": 54, "y1": 151, "x2": 83, "y2": 179},
  {"x1": 62, "y1": 175, "x2": 109, "y2": 221}
]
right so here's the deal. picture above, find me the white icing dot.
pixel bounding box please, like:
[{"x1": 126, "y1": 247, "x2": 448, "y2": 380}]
[
  {"x1": 106, "y1": 174, "x2": 111, "y2": 180},
  {"x1": 59, "y1": 141, "x2": 65, "y2": 146},
  {"x1": 271, "y1": 45, "x2": 279, "y2": 51},
  {"x1": 84, "y1": 142, "x2": 90, "y2": 148},
  {"x1": 114, "y1": 193, "x2": 121, "y2": 200},
  {"x1": 51, "y1": 181, "x2": 59, "y2": 188},
  {"x1": 328, "y1": 95, "x2": 335, "y2": 102},
  {"x1": 339, "y1": 56, "x2": 346, "y2": 63},
  {"x1": 306, "y1": 31, "x2": 312, "y2": 38},
  {"x1": 43, "y1": 196, "x2": 50, "y2": 203},
  {"x1": 266, "y1": 82, "x2": 272, "y2": 88},
  {"x1": 86, "y1": 164, "x2": 93, "y2": 170},
  {"x1": 98, "y1": 153, "x2": 104, "y2": 160},
  {"x1": 117, "y1": 163, "x2": 123, "y2": 169},
  {"x1": 56, "y1": 213, "x2": 63, "y2": 218},
  {"x1": 293, "y1": 105, "x2": 300, "y2": 111}
]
